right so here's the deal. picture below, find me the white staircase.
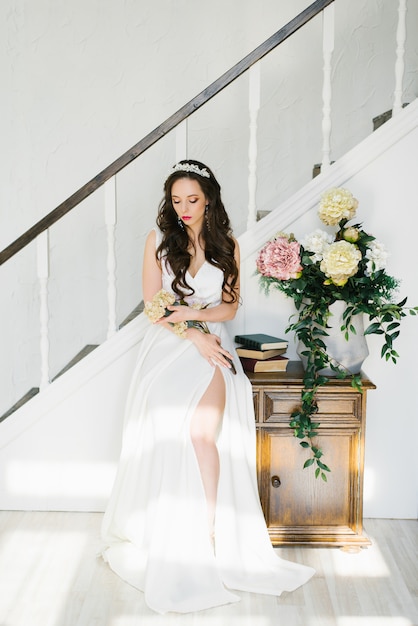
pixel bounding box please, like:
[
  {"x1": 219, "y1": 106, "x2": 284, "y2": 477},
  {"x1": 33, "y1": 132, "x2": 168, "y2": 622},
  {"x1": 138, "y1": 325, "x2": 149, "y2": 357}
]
[{"x1": 1, "y1": 98, "x2": 417, "y2": 517}]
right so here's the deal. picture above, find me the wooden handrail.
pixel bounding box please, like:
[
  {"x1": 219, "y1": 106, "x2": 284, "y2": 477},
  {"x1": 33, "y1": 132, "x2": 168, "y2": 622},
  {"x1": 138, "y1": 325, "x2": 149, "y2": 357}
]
[{"x1": 0, "y1": 0, "x2": 334, "y2": 266}]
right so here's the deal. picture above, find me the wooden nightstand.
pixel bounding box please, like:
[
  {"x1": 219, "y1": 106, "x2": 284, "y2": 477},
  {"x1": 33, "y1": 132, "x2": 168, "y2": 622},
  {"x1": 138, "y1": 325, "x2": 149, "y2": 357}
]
[{"x1": 246, "y1": 361, "x2": 375, "y2": 547}]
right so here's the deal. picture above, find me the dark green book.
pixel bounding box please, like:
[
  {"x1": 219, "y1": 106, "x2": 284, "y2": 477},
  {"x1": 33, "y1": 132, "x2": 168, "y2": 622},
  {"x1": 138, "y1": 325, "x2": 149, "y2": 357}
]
[{"x1": 234, "y1": 333, "x2": 288, "y2": 350}]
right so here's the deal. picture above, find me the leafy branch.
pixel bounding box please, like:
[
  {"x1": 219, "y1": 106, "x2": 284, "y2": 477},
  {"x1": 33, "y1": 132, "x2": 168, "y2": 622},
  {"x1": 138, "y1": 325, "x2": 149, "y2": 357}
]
[
  {"x1": 342, "y1": 297, "x2": 418, "y2": 363},
  {"x1": 256, "y1": 189, "x2": 418, "y2": 481},
  {"x1": 284, "y1": 297, "x2": 418, "y2": 480},
  {"x1": 286, "y1": 302, "x2": 362, "y2": 481}
]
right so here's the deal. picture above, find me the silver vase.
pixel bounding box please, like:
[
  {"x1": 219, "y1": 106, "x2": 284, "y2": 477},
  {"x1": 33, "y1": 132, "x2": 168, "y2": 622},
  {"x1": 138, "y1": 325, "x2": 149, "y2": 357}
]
[{"x1": 296, "y1": 300, "x2": 369, "y2": 376}]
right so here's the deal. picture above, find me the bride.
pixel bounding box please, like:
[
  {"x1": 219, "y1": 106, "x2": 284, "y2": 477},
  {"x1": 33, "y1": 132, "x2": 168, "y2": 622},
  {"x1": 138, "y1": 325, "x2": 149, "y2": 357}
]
[{"x1": 100, "y1": 159, "x2": 315, "y2": 613}]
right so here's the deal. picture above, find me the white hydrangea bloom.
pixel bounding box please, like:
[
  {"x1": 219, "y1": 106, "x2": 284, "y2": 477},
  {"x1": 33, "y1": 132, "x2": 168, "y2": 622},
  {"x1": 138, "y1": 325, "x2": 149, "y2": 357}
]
[
  {"x1": 301, "y1": 229, "x2": 333, "y2": 263},
  {"x1": 365, "y1": 241, "x2": 388, "y2": 276}
]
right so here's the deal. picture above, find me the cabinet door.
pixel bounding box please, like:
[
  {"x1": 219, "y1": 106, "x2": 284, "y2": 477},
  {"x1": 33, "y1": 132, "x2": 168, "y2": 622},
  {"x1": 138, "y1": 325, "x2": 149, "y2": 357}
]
[{"x1": 257, "y1": 426, "x2": 370, "y2": 546}]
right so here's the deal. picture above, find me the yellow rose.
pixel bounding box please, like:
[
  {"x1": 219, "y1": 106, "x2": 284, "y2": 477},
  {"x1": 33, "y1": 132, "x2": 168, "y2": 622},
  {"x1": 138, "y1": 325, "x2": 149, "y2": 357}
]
[{"x1": 320, "y1": 240, "x2": 362, "y2": 286}]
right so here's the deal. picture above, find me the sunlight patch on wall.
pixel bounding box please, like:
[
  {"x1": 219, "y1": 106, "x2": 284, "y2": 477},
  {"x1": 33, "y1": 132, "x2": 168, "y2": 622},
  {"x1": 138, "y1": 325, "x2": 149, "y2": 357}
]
[{"x1": 5, "y1": 460, "x2": 116, "y2": 499}]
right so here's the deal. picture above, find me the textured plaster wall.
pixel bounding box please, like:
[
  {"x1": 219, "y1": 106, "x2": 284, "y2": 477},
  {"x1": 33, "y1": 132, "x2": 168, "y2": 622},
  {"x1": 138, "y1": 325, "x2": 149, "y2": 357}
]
[
  {"x1": 0, "y1": 0, "x2": 308, "y2": 412},
  {"x1": 0, "y1": 0, "x2": 417, "y2": 422}
]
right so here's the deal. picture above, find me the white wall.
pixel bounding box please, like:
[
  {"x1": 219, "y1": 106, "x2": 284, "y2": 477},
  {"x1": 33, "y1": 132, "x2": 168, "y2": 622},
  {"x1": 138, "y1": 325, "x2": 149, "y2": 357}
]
[
  {"x1": 1, "y1": 0, "x2": 417, "y2": 413},
  {"x1": 0, "y1": 0, "x2": 314, "y2": 248},
  {"x1": 0, "y1": 106, "x2": 416, "y2": 518},
  {"x1": 0, "y1": 0, "x2": 312, "y2": 413},
  {"x1": 0, "y1": 0, "x2": 418, "y2": 517}
]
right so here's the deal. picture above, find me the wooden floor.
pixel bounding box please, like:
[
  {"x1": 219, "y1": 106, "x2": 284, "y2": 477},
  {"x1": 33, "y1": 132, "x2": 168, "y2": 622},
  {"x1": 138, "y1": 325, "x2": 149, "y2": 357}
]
[{"x1": 0, "y1": 512, "x2": 416, "y2": 626}]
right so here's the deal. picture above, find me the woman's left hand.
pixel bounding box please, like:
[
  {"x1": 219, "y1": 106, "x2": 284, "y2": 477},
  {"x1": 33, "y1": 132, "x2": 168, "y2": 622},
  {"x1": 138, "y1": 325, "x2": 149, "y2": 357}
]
[{"x1": 155, "y1": 304, "x2": 195, "y2": 325}]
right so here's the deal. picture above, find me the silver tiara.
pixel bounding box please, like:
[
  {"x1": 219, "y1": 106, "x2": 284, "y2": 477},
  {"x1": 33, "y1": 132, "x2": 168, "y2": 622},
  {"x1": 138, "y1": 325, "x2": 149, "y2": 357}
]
[{"x1": 168, "y1": 163, "x2": 210, "y2": 179}]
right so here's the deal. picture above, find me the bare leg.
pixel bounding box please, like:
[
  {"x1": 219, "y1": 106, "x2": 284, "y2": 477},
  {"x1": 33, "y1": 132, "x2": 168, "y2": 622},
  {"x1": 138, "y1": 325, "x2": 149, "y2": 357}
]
[{"x1": 190, "y1": 366, "x2": 225, "y2": 540}]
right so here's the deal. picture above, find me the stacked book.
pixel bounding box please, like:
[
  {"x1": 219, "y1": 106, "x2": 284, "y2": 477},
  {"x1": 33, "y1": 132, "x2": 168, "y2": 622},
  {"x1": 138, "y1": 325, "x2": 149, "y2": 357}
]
[{"x1": 234, "y1": 333, "x2": 289, "y2": 372}]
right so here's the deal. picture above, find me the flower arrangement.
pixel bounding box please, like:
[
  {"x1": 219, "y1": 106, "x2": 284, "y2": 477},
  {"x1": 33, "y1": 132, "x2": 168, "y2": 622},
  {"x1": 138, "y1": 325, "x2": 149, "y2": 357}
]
[{"x1": 256, "y1": 187, "x2": 417, "y2": 480}]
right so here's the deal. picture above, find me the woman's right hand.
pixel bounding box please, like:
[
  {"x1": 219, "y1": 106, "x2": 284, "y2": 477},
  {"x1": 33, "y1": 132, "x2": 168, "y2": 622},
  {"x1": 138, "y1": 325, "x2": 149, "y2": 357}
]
[{"x1": 187, "y1": 328, "x2": 234, "y2": 371}]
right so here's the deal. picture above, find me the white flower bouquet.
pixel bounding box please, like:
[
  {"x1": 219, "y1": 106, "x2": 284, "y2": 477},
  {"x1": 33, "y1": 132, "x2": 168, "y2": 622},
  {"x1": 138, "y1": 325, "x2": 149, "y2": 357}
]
[
  {"x1": 256, "y1": 187, "x2": 417, "y2": 479},
  {"x1": 144, "y1": 289, "x2": 236, "y2": 374}
]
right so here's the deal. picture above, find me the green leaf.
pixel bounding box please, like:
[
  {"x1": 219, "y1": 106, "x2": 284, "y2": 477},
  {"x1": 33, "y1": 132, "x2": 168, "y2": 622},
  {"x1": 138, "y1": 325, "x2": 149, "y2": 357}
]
[
  {"x1": 317, "y1": 460, "x2": 331, "y2": 472},
  {"x1": 364, "y1": 325, "x2": 384, "y2": 335},
  {"x1": 303, "y1": 458, "x2": 315, "y2": 468},
  {"x1": 387, "y1": 322, "x2": 400, "y2": 331}
]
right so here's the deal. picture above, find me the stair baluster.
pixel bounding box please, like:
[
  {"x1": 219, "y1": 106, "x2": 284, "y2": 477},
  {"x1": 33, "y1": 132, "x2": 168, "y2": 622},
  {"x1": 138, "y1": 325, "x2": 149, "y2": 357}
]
[
  {"x1": 393, "y1": 0, "x2": 407, "y2": 116},
  {"x1": 321, "y1": 4, "x2": 334, "y2": 172},
  {"x1": 247, "y1": 63, "x2": 261, "y2": 229},
  {"x1": 105, "y1": 178, "x2": 118, "y2": 339},
  {"x1": 176, "y1": 120, "x2": 188, "y2": 162},
  {"x1": 37, "y1": 231, "x2": 50, "y2": 389}
]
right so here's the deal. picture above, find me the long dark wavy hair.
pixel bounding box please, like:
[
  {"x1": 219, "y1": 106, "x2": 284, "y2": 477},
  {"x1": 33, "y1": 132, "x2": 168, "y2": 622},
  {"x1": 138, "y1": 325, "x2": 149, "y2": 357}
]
[{"x1": 156, "y1": 159, "x2": 239, "y2": 303}]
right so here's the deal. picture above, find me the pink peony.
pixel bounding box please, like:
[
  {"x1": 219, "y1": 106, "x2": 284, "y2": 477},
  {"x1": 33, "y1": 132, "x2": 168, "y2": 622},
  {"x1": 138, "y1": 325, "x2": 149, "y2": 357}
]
[{"x1": 256, "y1": 237, "x2": 303, "y2": 280}]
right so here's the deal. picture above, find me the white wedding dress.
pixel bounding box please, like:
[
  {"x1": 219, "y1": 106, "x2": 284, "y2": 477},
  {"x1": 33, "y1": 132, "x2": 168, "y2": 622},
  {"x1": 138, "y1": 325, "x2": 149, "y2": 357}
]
[{"x1": 101, "y1": 230, "x2": 315, "y2": 614}]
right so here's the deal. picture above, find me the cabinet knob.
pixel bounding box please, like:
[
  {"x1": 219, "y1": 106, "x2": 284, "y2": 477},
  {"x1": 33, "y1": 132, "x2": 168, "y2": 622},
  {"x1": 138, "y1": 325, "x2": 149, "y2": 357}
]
[{"x1": 271, "y1": 475, "x2": 281, "y2": 488}]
